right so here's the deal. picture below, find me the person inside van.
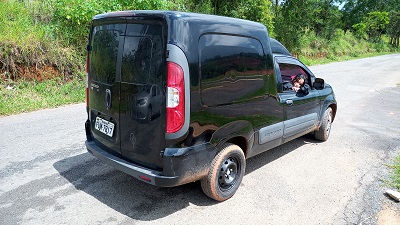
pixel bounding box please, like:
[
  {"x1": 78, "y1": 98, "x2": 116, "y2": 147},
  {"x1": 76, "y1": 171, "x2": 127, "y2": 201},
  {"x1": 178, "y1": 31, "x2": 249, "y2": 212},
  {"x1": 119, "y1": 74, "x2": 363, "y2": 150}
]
[{"x1": 291, "y1": 74, "x2": 310, "y2": 95}]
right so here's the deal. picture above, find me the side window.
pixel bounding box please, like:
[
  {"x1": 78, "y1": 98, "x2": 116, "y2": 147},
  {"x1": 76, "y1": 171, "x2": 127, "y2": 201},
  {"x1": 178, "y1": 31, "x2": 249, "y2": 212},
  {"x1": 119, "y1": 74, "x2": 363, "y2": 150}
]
[
  {"x1": 279, "y1": 63, "x2": 309, "y2": 91},
  {"x1": 199, "y1": 34, "x2": 268, "y2": 106}
]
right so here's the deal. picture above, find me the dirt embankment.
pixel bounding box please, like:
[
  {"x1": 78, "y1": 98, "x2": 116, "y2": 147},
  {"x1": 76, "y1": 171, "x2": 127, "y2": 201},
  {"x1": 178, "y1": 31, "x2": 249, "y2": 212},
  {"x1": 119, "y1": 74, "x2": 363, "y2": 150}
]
[{"x1": 0, "y1": 43, "x2": 83, "y2": 83}]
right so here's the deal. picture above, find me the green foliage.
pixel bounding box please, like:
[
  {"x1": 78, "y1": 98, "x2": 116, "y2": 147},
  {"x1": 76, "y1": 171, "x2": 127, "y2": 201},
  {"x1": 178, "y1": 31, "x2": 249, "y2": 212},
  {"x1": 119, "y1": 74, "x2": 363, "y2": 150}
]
[
  {"x1": 297, "y1": 29, "x2": 394, "y2": 64},
  {"x1": 0, "y1": 0, "x2": 82, "y2": 80},
  {"x1": 274, "y1": 0, "x2": 311, "y2": 53},
  {"x1": 53, "y1": 0, "x2": 186, "y2": 48},
  {"x1": 352, "y1": 11, "x2": 389, "y2": 42},
  {"x1": 184, "y1": 0, "x2": 213, "y2": 13},
  {"x1": 340, "y1": 0, "x2": 400, "y2": 32},
  {"x1": 274, "y1": 0, "x2": 343, "y2": 53},
  {"x1": 186, "y1": 0, "x2": 275, "y2": 33},
  {"x1": 388, "y1": 154, "x2": 400, "y2": 191},
  {"x1": 388, "y1": 11, "x2": 400, "y2": 47},
  {"x1": 310, "y1": 0, "x2": 342, "y2": 39}
]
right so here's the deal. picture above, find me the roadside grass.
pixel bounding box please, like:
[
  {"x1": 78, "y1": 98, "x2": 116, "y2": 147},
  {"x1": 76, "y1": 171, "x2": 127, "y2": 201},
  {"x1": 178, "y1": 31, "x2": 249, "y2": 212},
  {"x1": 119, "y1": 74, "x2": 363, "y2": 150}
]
[
  {"x1": 387, "y1": 155, "x2": 400, "y2": 191},
  {"x1": 298, "y1": 51, "x2": 396, "y2": 66},
  {"x1": 0, "y1": 77, "x2": 85, "y2": 116},
  {"x1": 0, "y1": 0, "x2": 82, "y2": 81},
  {"x1": 297, "y1": 30, "x2": 398, "y2": 66},
  {"x1": 389, "y1": 85, "x2": 400, "y2": 191}
]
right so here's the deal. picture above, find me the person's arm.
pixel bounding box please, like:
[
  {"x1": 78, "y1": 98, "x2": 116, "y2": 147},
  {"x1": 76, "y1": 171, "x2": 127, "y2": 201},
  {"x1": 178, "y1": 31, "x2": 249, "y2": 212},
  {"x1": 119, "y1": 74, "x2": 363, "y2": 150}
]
[{"x1": 299, "y1": 84, "x2": 310, "y2": 94}]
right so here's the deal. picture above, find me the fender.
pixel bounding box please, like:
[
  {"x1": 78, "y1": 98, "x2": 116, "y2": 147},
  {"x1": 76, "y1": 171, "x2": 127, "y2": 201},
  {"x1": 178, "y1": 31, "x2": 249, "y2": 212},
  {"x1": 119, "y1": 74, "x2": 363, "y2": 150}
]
[{"x1": 210, "y1": 120, "x2": 254, "y2": 155}]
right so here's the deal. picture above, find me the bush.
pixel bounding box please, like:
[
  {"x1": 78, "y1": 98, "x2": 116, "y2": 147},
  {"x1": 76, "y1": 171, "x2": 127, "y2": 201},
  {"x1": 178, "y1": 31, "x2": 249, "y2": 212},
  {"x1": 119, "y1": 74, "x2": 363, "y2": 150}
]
[
  {"x1": 296, "y1": 28, "x2": 396, "y2": 60},
  {"x1": 52, "y1": 0, "x2": 185, "y2": 49},
  {"x1": 0, "y1": 0, "x2": 82, "y2": 81}
]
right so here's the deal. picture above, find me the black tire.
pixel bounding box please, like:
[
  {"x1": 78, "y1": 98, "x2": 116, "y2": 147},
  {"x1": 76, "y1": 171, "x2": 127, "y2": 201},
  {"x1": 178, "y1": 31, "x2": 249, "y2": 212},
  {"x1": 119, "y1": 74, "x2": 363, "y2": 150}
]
[
  {"x1": 314, "y1": 107, "x2": 333, "y2": 141},
  {"x1": 201, "y1": 144, "x2": 246, "y2": 201}
]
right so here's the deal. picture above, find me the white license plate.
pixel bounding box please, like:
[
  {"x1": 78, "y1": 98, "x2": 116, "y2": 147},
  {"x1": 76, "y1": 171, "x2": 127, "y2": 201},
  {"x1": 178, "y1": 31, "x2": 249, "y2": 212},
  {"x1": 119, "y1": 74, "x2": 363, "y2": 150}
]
[{"x1": 94, "y1": 117, "x2": 115, "y2": 137}]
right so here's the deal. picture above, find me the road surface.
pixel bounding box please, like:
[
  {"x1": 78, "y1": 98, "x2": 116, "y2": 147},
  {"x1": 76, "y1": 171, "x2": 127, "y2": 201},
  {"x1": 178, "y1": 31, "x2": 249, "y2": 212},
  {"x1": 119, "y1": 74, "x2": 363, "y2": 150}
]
[{"x1": 1, "y1": 54, "x2": 400, "y2": 225}]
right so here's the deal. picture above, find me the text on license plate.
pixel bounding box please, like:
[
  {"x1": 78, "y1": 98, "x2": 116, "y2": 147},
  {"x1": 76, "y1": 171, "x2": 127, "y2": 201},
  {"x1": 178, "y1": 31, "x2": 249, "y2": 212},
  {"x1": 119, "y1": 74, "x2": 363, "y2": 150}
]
[{"x1": 95, "y1": 117, "x2": 115, "y2": 137}]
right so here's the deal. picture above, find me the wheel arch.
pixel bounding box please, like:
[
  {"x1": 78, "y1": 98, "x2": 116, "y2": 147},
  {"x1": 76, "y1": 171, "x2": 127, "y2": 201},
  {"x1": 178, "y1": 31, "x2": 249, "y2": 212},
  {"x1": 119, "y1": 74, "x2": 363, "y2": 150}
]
[
  {"x1": 211, "y1": 120, "x2": 254, "y2": 158},
  {"x1": 329, "y1": 103, "x2": 337, "y2": 122},
  {"x1": 225, "y1": 136, "x2": 248, "y2": 158}
]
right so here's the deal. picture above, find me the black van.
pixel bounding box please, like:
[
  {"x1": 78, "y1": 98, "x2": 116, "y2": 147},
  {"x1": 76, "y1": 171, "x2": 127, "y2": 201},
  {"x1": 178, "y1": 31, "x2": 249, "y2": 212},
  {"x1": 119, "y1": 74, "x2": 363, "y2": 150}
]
[{"x1": 85, "y1": 10, "x2": 337, "y2": 201}]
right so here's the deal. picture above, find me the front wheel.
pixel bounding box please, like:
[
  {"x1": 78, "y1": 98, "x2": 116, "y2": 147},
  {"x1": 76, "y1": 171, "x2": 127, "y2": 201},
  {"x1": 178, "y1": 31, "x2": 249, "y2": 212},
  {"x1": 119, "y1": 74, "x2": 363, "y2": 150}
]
[
  {"x1": 201, "y1": 144, "x2": 246, "y2": 201},
  {"x1": 314, "y1": 107, "x2": 333, "y2": 141}
]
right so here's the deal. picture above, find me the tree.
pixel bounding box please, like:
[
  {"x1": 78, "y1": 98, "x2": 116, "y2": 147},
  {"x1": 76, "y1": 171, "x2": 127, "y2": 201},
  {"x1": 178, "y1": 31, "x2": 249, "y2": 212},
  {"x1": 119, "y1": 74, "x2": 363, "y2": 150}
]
[
  {"x1": 340, "y1": 0, "x2": 400, "y2": 32},
  {"x1": 388, "y1": 11, "x2": 400, "y2": 47},
  {"x1": 309, "y1": 0, "x2": 342, "y2": 39},
  {"x1": 274, "y1": 0, "x2": 342, "y2": 52},
  {"x1": 352, "y1": 11, "x2": 389, "y2": 42},
  {"x1": 185, "y1": 0, "x2": 274, "y2": 34}
]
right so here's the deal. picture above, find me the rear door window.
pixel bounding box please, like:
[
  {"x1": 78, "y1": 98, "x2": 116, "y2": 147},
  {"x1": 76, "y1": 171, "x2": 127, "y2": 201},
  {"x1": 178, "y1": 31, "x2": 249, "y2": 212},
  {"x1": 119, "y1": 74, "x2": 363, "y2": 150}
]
[
  {"x1": 121, "y1": 36, "x2": 153, "y2": 83},
  {"x1": 90, "y1": 29, "x2": 122, "y2": 84},
  {"x1": 121, "y1": 23, "x2": 164, "y2": 84}
]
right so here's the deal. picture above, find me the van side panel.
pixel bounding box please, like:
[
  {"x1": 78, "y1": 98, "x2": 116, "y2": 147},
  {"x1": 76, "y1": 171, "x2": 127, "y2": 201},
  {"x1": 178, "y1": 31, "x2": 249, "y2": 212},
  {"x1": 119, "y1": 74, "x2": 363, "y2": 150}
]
[{"x1": 160, "y1": 14, "x2": 283, "y2": 157}]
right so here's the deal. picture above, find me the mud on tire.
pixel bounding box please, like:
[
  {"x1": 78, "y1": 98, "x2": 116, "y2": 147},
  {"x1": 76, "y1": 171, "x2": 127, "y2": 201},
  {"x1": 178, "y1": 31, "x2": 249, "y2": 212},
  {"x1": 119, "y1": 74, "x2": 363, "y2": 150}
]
[
  {"x1": 314, "y1": 107, "x2": 333, "y2": 141},
  {"x1": 201, "y1": 144, "x2": 246, "y2": 201}
]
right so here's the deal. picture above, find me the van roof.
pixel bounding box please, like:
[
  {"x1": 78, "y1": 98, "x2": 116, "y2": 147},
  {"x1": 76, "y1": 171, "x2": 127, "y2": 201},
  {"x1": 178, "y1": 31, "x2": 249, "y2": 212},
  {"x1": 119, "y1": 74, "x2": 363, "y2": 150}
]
[
  {"x1": 91, "y1": 10, "x2": 272, "y2": 61},
  {"x1": 92, "y1": 10, "x2": 266, "y2": 30}
]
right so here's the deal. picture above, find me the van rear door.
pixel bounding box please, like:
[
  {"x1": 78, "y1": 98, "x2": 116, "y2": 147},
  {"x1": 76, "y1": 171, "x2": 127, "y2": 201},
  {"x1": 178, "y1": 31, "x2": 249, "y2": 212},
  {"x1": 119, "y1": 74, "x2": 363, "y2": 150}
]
[
  {"x1": 119, "y1": 20, "x2": 166, "y2": 170},
  {"x1": 88, "y1": 17, "x2": 166, "y2": 170},
  {"x1": 88, "y1": 22, "x2": 125, "y2": 155}
]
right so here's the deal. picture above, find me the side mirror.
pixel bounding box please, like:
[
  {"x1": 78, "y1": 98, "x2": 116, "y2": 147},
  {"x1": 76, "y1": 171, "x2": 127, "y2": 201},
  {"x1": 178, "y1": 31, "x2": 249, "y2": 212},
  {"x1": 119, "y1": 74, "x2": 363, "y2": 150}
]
[{"x1": 314, "y1": 78, "x2": 325, "y2": 90}]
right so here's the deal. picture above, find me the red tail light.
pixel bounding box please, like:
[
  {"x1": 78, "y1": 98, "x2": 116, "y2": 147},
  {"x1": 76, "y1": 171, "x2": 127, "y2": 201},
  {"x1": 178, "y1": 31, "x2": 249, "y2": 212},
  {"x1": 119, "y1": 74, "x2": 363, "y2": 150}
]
[
  {"x1": 166, "y1": 62, "x2": 185, "y2": 133},
  {"x1": 86, "y1": 53, "x2": 89, "y2": 108}
]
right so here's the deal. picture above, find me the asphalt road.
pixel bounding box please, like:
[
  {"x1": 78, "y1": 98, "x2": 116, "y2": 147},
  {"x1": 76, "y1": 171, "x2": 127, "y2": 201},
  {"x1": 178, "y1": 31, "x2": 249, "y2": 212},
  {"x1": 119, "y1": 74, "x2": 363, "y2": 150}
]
[{"x1": 1, "y1": 54, "x2": 400, "y2": 225}]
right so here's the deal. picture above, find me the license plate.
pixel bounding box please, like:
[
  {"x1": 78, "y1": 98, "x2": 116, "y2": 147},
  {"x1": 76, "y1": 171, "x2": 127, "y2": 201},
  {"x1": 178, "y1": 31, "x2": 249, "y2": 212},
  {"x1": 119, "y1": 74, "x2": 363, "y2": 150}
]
[{"x1": 94, "y1": 117, "x2": 115, "y2": 137}]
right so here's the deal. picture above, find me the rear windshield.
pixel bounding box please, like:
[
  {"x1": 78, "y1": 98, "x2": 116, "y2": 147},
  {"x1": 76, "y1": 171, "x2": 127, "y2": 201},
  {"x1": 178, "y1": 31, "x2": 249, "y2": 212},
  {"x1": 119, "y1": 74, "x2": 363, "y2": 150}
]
[
  {"x1": 89, "y1": 22, "x2": 164, "y2": 85},
  {"x1": 90, "y1": 26, "x2": 123, "y2": 84},
  {"x1": 122, "y1": 23, "x2": 164, "y2": 84}
]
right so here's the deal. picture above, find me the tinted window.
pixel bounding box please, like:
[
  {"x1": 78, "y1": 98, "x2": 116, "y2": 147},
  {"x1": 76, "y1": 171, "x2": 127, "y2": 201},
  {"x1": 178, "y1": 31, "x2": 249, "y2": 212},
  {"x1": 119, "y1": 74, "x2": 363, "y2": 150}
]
[
  {"x1": 90, "y1": 30, "x2": 120, "y2": 84},
  {"x1": 122, "y1": 24, "x2": 163, "y2": 84},
  {"x1": 199, "y1": 34, "x2": 267, "y2": 106},
  {"x1": 279, "y1": 63, "x2": 308, "y2": 84}
]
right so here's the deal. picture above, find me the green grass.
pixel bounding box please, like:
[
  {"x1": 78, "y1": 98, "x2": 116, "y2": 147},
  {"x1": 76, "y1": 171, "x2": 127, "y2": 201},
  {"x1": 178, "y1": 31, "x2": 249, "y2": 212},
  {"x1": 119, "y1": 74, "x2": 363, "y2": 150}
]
[
  {"x1": 0, "y1": 77, "x2": 85, "y2": 116},
  {"x1": 296, "y1": 29, "x2": 399, "y2": 66},
  {"x1": 387, "y1": 155, "x2": 400, "y2": 191},
  {"x1": 298, "y1": 51, "x2": 396, "y2": 66},
  {"x1": 0, "y1": 0, "x2": 82, "y2": 81}
]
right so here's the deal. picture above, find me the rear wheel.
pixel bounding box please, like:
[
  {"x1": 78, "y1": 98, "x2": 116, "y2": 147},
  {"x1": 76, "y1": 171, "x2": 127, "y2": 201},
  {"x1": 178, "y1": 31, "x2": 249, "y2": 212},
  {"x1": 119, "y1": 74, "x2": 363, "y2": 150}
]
[
  {"x1": 314, "y1": 107, "x2": 333, "y2": 141},
  {"x1": 201, "y1": 144, "x2": 245, "y2": 201}
]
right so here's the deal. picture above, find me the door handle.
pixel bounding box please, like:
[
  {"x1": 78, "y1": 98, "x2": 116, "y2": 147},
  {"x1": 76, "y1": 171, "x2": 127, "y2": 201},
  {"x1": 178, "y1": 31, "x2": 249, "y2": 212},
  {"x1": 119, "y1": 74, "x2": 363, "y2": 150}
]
[
  {"x1": 106, "y1": 89, "x2": 112, "y2": 110},
  {"x1": 286, "y1": 99, "x2": 293, "y2": 105}
]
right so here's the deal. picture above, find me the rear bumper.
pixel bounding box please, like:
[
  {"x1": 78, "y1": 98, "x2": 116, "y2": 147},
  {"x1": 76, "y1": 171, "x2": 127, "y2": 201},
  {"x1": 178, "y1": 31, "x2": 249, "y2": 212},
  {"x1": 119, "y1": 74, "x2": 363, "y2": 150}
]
[{"x1": 85, "y1": 140, "x2": 216, "y2": 187}]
